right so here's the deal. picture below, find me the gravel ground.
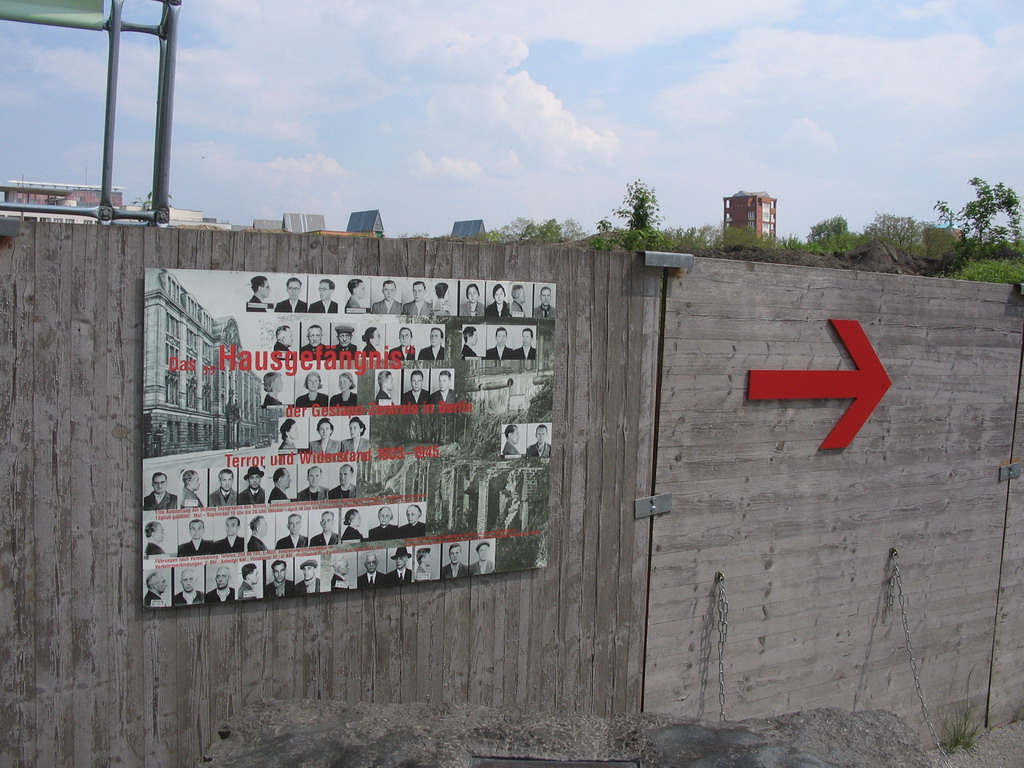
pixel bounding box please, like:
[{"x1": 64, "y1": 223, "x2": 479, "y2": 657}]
[{"x1": 929, "y1": 721, "x2": 1024, "y2": 768}]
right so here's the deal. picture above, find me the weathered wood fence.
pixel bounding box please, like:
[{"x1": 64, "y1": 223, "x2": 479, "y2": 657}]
[
  {"x1": 0, "y1": 223, "x2": 659, "y2": 767},
  {"x1": 2, "y1": 225, "x2": 1024, "y2": 767}
]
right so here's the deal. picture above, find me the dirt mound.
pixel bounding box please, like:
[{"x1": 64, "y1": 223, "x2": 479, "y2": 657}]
[{"x1": 695, "y1": 240, "x2": 945, "y2": 277}]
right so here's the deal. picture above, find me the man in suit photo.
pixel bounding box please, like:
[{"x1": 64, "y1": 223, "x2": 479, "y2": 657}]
[
  {"x1": 395, "y1": 326, "x2": 416, "y2": 360},
  {"x1": 269, "y1": 467, "x2": 292, "y2": 502},
  {"x1": 177, "y1": 519, "x2": 216, "y2": 556},
  {"x1": 276, "y1": 512, "x2": 308, "y2": 549},
  {"x1": 510, "y1": 283, "x2": 528, "y2": 316},
  {"x1": 403, "y1": 280, "x2": 431, "y2": 315},
  {"x1": 308, "y1": 279, "x2": 338, "y2": 313},
  {"x1": 375, "y1": 370, "x2": 396, "y2": 405},
  {"x1": 144, "y1": 571, "x2": 169, "y2": 606},
  {"x1": 470, "y1": 541, "x2": 495, "y2": 575},
  {"x1": 485, "y1": 327, "x2": 513, "y2": 360},
  {"x1": 247, "y1": 515, "x2": 270, "y2": 551},
  {"x1": 367, "y1": 506, "x2": 399, "y2": 541},
  {"x1": 371, "y1": 279, "x2": 402, "y2": 314},
  {"x1": 213, "y1": 516, "x2": 245, "y2": 554},
  {"x1": 511, "y1": 328, "x2": 537, "y2": 360},
  {"x1": 430, "y1": 370, "x2": 455, "y2": 405},
  {"x1": 275, "y1": 277, "x2": 308, "y2": 313},
  {"x1": 534, "y1": 285, "x2": 554, "y2": 318},
  {"x1": 501, "y1": 424, "x2": 521, "y2": 457},
  {"x1": 330, "y1": 553, "x2": 355, "y2": 590},
  {"x1": 334, "y1": 323, "x2": 358, "y2": 353},
  {"x1": 526, "y1": 424, "x2": 551, "y2": 457},
  {"x1": 247, "y1": 275, "x2": 272, "y2": 312},
  {"x1": 402, "y1": 370, "x2": 429, "y2": 406},
  {"x1": 172, "y1": 568, "x2": 204, "y2": 605},
  {"x1": 330, "y1": 463, "x2": 358, "y2": 499},
  {"x1": 237, "y1": 466, "x2": 266, "y2": 505},
  {"x1": 208, "y1": 469, "x2": 237, "y2": 507},
  {"x1": 299, "y1": 325, "x2": 328, "y2": 357},
  {"x1": 144, "y1": 471, "x2": 177, "y2": 510},
  {"x1": 207, "y1": 565, "x2": 236, "y2": 602},
  {"x1": 346, "y1": 278, "x2": 368, "y2": 312},
  {"x1": 388, "y1": 547, "x2": 414, "y2": 585},
  {"x1": 274, "y1": 324, "x2": 294, "y2": 352},
  {"x1": 460, "y1": 283, "x2": 483, "y2": 316},
  {"x1": 295, "y1": 559, "x2": 322, "y2": 595},
  {"x1": 440, "y1": 542, "x2": 468, "y2": 579},
  {"x1": 461, "y1": 326, "x2": 479, "y2": 358},
  {"x1": 310, "y1": 510, "x2": 339, "y2": 547},
  {"x1": 266, "y1": 559, "x2": 293, "y2": 598},
  {"x1": 417, "y1": 327, "x2": 445, "y2": 360},
  {"x1": 358, "y1": 551, "x2": 384, "y2": 588},
  {"x1": 298, "y1": 466, "x2": 330, "y2": 501}
]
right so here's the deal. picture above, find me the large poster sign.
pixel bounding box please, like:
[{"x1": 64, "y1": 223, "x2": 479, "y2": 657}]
[{"x1": 142, "y1": 268, "x2": 556, "y2": 607}]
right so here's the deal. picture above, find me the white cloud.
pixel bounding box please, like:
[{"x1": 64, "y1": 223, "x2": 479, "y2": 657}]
[
  {"x1": 410, "y1": 150, "x2": 484, "y2": 180},
  {"x1": 429, "y1": 71, "x2": 619, "y2": 167},
  {"x1": 656, "y1": 27, "x2": 1010, "y2": 127},
  {"x1": 896, "y1": 0, "x2": 954, "y2": 21},
  {"x1": 782, "y1": 118, "x2": 839, "y2": 152}
]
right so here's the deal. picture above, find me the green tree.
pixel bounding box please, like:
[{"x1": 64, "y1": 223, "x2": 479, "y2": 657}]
[
  {"x1": 806, "y1": 215, "x2": 862, "y2": 253},
  {"x1": 593, "y1": 179, "x2": 669, "y2": 251},
  {"x1": 493, "y1": 217, "x2": 586, "y2": 243},
  {"x1": 935, "y1": 177, "x2": 1023, "y2": 259},
  {"x1": 808, "y1": 215, "x2": 849, "y2": 244},
  {"x1": 863, "y1": 212, "x2": 924, "y2": 254},
  {"x1": 613, "y1": 179, "x2": 663, "y2": 231}
]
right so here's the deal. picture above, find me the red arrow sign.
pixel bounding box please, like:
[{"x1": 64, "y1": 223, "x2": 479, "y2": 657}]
[{"x1": 747, "y1": 319, "x2": 891, "y2": 450}]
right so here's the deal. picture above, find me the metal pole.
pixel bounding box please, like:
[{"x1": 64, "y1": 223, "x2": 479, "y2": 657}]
[
  {"x1": 150, "y1": 1, "x2": 180, "y2": 227},
  {"x1": 99, "y1": 0, "x2": 124, "y2": 223}
]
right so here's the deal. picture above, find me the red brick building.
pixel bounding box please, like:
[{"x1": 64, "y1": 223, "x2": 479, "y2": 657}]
[{"x1": 723, "y1": 190, "x2": 776, "y2": 238}]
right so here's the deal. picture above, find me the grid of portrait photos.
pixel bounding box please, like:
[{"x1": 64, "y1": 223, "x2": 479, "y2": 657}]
[{"x1": 142, "y1": 268, "x2": 556, "y2": 607}]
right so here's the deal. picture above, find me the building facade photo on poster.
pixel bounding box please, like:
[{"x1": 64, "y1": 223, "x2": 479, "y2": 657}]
[{"x1": 141, "y1": 268, "x2": 556, "y2": 608}]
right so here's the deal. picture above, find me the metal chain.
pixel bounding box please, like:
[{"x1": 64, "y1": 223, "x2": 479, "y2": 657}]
[
  {"x1": 887, "y1": 549, "x2": 950, "y2": 766},
  {"x1": 715, "y1": 571, "x2": 729, "y2": 722}
]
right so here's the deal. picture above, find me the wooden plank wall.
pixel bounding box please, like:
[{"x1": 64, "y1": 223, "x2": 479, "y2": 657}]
[
  {"x1": 0, "y1": 223, "x2": 660, "y2": 768},
  {"x1": 645, "y1": 256, "x2": 1024, "y2": 739}
]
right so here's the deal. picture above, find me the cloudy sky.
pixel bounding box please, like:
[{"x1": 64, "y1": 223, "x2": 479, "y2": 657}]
[{"x1": 2, "y1": 0, "x2": 1022, "y2": 237}]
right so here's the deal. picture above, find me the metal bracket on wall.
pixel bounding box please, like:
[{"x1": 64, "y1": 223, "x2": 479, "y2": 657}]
[
  {"x1": 642, "y1": 251, "x2": 694, "y2": 270},
  {"x1": 634, "y1": 493, "x2": 672, "y2": 519},
  {"x1": 999, "y1": 458, "x2": 1022, "y2": 481}
]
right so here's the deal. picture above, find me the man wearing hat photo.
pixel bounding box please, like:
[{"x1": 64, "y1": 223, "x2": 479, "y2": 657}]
[
  {"x1": 387, "y1": 547, "x2": 414, "y2": 585},
  {"x1": 294, "y1": 559, "x2": 322, "y2": 595},
  {"x1": 334, "y1": 323, "x2": 358, "y2": 353},
  {"x1": 237, "y1": 466, "x2": 266, "y2": 505},
  {"x1": 470, "y1": 541, "x2": 495, "y2": 575}
]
